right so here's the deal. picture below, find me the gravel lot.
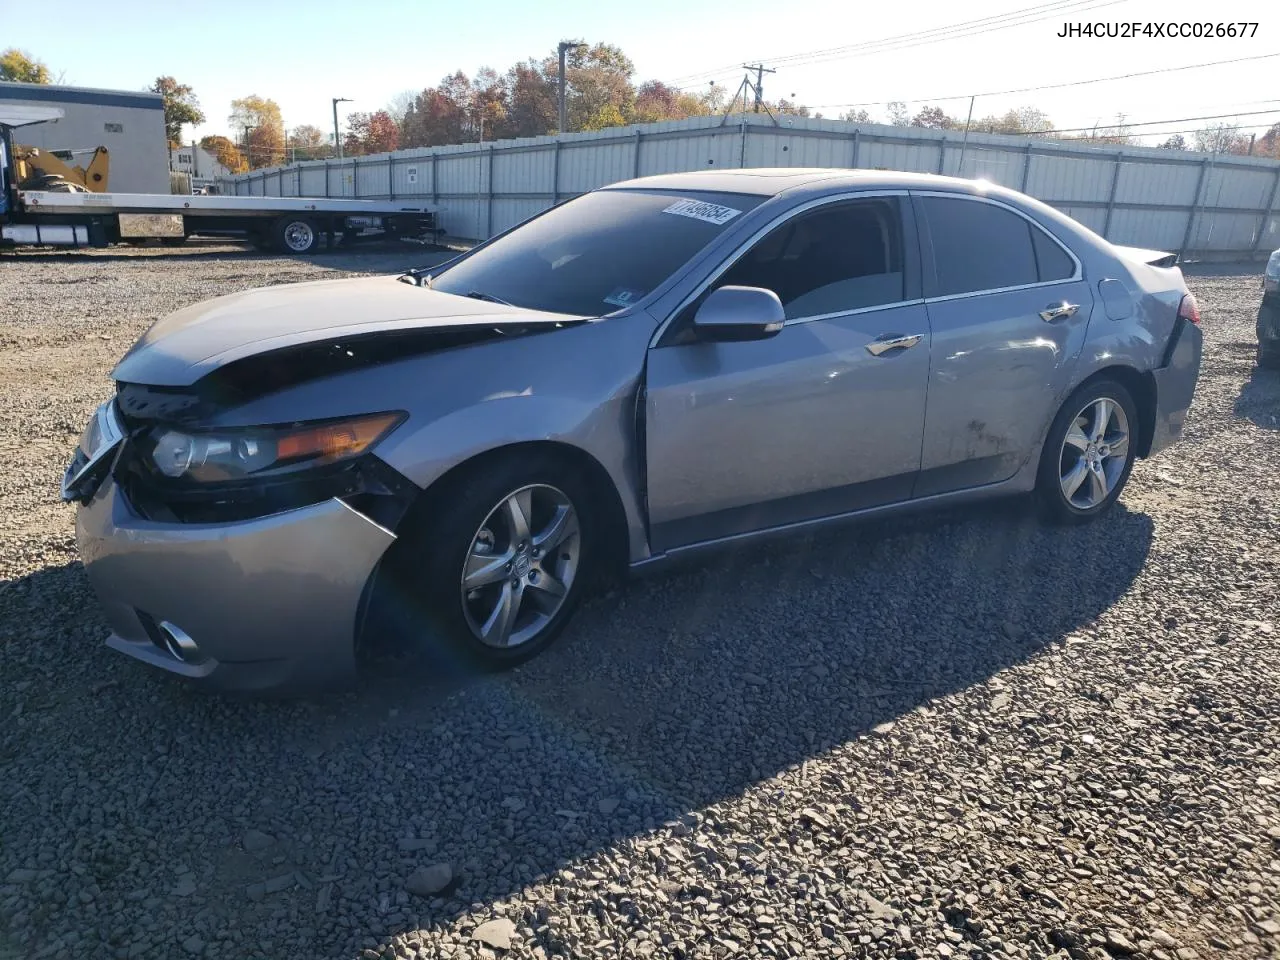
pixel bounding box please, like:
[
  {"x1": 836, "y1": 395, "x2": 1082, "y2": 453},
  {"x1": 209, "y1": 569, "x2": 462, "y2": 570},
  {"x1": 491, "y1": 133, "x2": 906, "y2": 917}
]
[{"x1": 1, "y1": 245, "x2": 1278, "y2": 960}]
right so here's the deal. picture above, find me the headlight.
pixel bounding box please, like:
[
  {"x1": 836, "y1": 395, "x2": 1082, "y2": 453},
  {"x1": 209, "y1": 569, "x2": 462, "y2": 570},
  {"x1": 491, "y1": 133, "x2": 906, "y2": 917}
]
[{"x1": 148, "y1": 412, "x2": 403, "y2": 483}]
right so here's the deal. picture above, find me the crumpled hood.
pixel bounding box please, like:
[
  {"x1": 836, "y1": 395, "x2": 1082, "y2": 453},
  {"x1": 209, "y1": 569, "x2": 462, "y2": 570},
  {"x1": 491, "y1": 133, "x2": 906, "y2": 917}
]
[{"x1": 112, "y1": 275, "x2": 580, "y2": 387}]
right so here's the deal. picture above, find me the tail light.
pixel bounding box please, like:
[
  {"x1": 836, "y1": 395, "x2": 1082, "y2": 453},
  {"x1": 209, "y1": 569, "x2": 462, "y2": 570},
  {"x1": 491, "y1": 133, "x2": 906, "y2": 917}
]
[{"x1": 1177, "y1": 292, "x2": 1200, "y2": 325}]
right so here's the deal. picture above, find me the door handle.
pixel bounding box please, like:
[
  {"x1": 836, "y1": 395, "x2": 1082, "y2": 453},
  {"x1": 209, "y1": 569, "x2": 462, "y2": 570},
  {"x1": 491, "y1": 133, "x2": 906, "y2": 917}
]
[
  {"x1": 865, "y1": 333, "x2": 923, "y2": 356},
  {"x1": 1039, "y1": 302, "x2": 1080, "y2": 322}
]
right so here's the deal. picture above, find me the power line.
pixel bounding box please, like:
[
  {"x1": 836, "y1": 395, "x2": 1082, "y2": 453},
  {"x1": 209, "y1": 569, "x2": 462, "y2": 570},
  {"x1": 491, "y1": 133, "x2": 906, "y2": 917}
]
[
  {"x1": 672, "y1": 0, "x2": 1128, "y2": 86},
  {"x1": 1007, "y1": 107, "x2": 1280, "y2": 137},
  {"x1": 672, "y1": 0, "x2": 1102, "y2": 82},
  {"x1": 809, "y1": 51, "x2": 1280, "y2": 110}
]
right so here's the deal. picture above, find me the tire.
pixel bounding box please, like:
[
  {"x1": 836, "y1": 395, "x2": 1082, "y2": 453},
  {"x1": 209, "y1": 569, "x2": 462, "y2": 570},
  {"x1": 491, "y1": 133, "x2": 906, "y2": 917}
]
[
  {"x1": 1259, "y1": 339, "x2": 1280, "y2": 370},
  {"x1": 272, "y1": 217, "x2": 319, "y2": 254},
  {"x1": 1035, "y1": 378, "x2": 1139, "y2": 525},
  {"x1": 380, "y1": 450, "x2": 598, "y2": 668}
]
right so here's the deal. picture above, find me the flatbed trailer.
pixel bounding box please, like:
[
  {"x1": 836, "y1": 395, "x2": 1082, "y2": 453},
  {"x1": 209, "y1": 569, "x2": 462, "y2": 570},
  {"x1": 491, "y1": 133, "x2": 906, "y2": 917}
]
[{"x1": 1, "y1": 110, "x2": 436, "y2": 254}]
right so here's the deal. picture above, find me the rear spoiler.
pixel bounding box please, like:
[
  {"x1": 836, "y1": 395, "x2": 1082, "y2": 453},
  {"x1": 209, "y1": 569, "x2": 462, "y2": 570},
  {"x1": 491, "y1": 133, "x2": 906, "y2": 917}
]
[{"x1": 1113, "y1": 245, "x2": 1179, "y2": 269}]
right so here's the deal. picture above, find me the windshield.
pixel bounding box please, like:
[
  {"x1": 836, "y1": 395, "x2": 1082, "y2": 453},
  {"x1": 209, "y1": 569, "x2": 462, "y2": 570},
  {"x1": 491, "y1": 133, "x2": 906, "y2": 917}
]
[{"x1": 429, "y1": 189, "x2": 765, "y2": 316}]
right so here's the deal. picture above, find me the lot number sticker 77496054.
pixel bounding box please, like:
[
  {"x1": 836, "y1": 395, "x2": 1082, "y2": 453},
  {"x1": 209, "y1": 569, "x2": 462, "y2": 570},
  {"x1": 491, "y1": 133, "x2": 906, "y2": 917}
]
[{"x1": 662, "y1": 199, "x2": 743, "y2": 226}]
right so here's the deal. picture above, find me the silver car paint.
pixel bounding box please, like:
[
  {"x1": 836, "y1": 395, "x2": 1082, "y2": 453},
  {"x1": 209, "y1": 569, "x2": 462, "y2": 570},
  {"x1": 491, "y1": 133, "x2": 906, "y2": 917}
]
[
  {"x1": 77, "y1": 478, "x2": 394, "y2": 690},
  {"x1": 79, "y1": 168, "x2": 1202, "y2": 688},
  {"x1": 112, "y1": 275, "x2": 580, "y2": 387}
]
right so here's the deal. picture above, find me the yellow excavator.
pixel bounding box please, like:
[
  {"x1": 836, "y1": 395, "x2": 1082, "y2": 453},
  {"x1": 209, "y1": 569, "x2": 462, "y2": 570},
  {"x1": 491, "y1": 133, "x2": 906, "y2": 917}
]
[{"x1": 12, "y1": 143, "x2": 109, "y2": 192}]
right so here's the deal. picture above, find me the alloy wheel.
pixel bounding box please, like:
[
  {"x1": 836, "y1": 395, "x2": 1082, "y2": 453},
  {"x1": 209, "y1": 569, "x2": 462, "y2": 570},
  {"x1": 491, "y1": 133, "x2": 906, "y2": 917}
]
[
  {"x1": 460, "y1": 484, "x2": 581, "y2": 648},
  {"x1": 1058, "y1": 397, "x2": 1130, "y2": 509}
]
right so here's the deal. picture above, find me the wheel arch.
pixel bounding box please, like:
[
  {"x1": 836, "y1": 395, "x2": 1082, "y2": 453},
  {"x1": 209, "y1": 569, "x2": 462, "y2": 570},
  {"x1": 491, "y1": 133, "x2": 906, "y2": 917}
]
[
  {"x1": 1071, "y1": 364, "x2": 1157, "y2": 458},
  {"x1": 399, "y1": 440, "x2": 631, "y2": 583}
]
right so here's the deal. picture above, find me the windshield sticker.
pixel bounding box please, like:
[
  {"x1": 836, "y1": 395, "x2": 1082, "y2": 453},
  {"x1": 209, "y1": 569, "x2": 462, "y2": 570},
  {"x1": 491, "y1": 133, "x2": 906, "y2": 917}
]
[
  {"x1": 603, "y1": 288, "x2": 645, "y2": 308},
  {"x1": 662, "y1": 198, "x2": 742, "y2": 226}
]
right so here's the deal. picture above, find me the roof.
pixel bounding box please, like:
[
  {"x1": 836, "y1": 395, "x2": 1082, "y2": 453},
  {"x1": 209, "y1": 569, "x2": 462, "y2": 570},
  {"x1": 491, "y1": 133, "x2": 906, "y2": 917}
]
[
  {"x1": 607, "y1": 167, "x2": 989, "y2": 197},
  {"x1": 0, "y1": 104, "x2": 65, "y2": 128},
  {"x1": 0, "y1": 81, "x2": 163, "y2": 112}
]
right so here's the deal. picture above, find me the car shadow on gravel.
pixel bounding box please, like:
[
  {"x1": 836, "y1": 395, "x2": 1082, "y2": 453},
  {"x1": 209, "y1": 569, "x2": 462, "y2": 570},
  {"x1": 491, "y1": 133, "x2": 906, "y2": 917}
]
[
  {"x1": 0, "y1": 500, "x2": 1154, "y2": 958},
  {"x1": 1234, "y1": 364, "x2": 1280, "y2": 429}
]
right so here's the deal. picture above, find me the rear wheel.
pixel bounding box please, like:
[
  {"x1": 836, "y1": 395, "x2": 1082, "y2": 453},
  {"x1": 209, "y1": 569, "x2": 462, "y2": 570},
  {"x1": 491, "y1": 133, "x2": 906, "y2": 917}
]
[
  {"x1": 381, "y1": 451, "x2": 596, "y2": 667},
  {"x1": 1035, "y1": 379, "x2": 1138, "y2": 525},
  {"x1": 273, "y1": 216, "x2": 319, "y2": 254}
]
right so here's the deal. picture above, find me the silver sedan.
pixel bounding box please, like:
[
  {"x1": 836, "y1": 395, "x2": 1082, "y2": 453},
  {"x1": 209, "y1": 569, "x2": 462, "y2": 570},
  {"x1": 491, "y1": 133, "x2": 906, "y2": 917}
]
[{"x1": 64, "y1": 169, "x2": 1203, "y2": 692}]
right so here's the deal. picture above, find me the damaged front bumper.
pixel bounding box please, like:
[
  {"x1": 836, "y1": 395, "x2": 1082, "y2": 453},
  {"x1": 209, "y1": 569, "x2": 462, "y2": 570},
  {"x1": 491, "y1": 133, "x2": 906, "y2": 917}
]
[{"x1": 75, "y1": 476, "x2": 396, "y2": 692}]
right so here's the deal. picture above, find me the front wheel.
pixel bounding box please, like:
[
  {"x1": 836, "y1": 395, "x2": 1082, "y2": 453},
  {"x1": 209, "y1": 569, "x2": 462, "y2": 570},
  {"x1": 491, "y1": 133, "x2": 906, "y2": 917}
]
[
  {"x1": 381, "y1": 452, "x2": 596, "y2": 667},
  {"x1": 1035, "y1": 379, "x2": 1139, "y2": 525}
]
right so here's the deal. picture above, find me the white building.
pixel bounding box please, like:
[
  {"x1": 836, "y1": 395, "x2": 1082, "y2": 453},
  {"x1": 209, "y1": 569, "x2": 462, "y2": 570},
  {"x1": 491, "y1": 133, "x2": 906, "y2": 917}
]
[
  {"x1": 170, "y1": 142, "x2": 233, "y2": 180},
  {"x1": 0, "y1": 80, "x2": 169, "y2": 194}
]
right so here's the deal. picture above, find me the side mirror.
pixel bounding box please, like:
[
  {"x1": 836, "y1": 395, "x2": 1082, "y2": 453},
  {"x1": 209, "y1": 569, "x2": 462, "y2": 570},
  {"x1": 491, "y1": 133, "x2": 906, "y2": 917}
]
[{"x1": 692, "y1": 286, "x2": 785, "y2": 342}]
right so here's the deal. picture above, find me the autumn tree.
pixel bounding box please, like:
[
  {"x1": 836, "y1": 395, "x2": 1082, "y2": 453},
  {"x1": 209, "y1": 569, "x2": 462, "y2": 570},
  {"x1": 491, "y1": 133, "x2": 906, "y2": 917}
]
[
  {"x1": 0, "y1": 48, "x2": 51, "y2": 84},
  {"x1": 150, "y1": 77, "x2": 205, "y2": 146},
  {"x1": 841, "y1": 108, "x2": 873, "y2": 123},
  {"x1": 344, "y1": 110, "x2": 401, "y2": 155},
  {"x1": 1157, "y1": 133, "x2": 1188, "y2": 151},
  {"x1": 385, "y1": 89, "x2": 417, "y2": 128},
  {"x1": 1193, "y1": 122, "x2": 1251, "y2": 155},
  {"x1": 502, "y1": 61, "x2": 557, "y2": 138},
  {"x1": 401, "y1": 72, "x2": 475, "y2": 147},
  {"x1": 199, "y1": 135, "x2": 247, "y2": 174},
  {"x1": 230, "y1": 95, "x2": 285, "y2": 168},
  {"x1": 1256, "y1": 123, "x2": 1280, "y2": 160},
  {"x1": 885, "y1": 101, "x2": 911, "y2": 127},
  {"x1": 911, "y1": 105, "x2": 957, "y2": 129},
  {"x1": 975, "y1": 106, "x2": 1054, "y2": 136},
  {"x1": 634, "y1": 81, "x2": 710, "y2": 123},
  {"x1": 287, "y1": 125, "x2": 329, "y2": 161},
  {"x1": 559, "y1": 42, "x2": 636, "y2": 133}
]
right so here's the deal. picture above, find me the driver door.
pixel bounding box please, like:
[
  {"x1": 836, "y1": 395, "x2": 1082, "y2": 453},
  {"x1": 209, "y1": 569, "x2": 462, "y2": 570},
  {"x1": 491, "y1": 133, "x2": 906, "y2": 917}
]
[{"x1": 644, "y1": 195, "x2": 932, "y2": 552}]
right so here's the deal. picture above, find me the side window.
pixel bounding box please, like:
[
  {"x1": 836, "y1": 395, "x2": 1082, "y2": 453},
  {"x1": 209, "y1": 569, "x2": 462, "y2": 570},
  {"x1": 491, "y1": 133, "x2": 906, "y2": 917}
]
[
  {"x1": 717, "y1": 198, "x2": 906, "y2": 319},
  {"x1": 1030, "y1": 225, "x2": 1075, "y2": 282},
  {"x1": 921, "y1": 196, "x2": 1038, "y2": 296}
]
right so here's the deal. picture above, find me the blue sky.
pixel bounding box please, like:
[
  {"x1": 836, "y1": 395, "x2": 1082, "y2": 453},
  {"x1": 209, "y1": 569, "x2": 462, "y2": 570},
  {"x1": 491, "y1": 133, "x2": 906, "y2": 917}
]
[{"x1": 3, "y1": 0, "x2": 1275, "y2": 146}]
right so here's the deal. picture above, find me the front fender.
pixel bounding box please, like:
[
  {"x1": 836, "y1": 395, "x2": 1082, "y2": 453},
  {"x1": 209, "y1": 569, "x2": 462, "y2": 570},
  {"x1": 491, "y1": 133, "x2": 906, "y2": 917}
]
[{"x1": 376, "y1": 390, "x2": 650, "y2": 561}]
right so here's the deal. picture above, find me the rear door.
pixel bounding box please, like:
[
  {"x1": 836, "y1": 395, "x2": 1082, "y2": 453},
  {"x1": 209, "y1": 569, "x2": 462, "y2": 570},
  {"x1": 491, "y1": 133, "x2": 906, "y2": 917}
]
[{"x1": 911, "y1": 192, "x2": 1095, "y2": 496}]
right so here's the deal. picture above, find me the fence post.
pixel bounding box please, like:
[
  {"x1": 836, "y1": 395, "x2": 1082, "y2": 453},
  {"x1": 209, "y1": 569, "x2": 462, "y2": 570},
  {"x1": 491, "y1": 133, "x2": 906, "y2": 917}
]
[
  {"x1": 352, "y1": 158, "x2": 359, "y2": 198},
  {"x1": 851, "y1": 129, "x2": 860, "y2": 168},
  {"x1": 1251, "y1": 166, "x2": 1280, "y2": 255},
  {"x1": 1102, "y1": 151, "x2": 1124, "y2": 239},
  {"x1": 936, "y1": 137, "x2": 947, "y2": 175},
  {"x1": 388, "y1": 154, "x2": 395, "y2": 200},
  {"x1": 485, "y1": 145, "x2": 494, "y2": 239},
  {"x1": 324, "y1": 158, "x2": 331, "y2": 199},
  {"x1": 552, "y1": 140, "x2": 561, "y2": 203},
  {"x1": 1020, "y1": 143, "x2": 1033, "y2": 192},
  {"x1": 1180, "y1": 156, "x2": 1212, "y2": 260},
  {"x1": 633, "y1": 128, "x2": 643, "y2": 178},
  {"x1": 739, "y1": 121, "x2": 747, "y2": 169},
  {"x1": 431, "y1": 153, "x2": 438, "y2": 204}
]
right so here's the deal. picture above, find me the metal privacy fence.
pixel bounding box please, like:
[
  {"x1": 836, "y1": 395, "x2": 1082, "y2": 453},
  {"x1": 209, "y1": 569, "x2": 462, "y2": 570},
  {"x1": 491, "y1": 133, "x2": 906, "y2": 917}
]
[{"x1": 219, "y1": 113, "x2": 1280, "y2": 259}]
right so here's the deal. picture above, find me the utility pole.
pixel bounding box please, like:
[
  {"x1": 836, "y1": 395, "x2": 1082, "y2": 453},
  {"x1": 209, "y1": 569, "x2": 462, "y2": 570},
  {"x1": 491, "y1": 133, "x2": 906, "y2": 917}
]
[
  {"x1": 742, "y1": 63, "x2": 775, "y2": 113},
  {"x1": 956, "y1": 95, "x2": 976, "y2": 176},
  {"x1": 557, "y1": 40, "x2": 586, "y2": 135},
  {"x1": 332, "y1": 97, "x2": 352, "y2": 160}
]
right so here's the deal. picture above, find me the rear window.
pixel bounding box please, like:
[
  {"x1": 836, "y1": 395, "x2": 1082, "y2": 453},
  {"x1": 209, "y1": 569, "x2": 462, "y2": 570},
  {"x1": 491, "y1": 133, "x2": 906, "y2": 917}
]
[
  {"x1": 1031, "y1": 224, "x2": 1075, "y2": 281},
  {"x1": 430, "y1": 189, "x2": 765, "y2": 316}
]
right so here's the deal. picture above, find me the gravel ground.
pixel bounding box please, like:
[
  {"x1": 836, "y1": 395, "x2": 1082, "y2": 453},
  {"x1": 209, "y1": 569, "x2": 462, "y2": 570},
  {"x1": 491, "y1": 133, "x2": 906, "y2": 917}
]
[{"x1": 1, "y1": 245, "x2": 1278, "y2": 960}]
